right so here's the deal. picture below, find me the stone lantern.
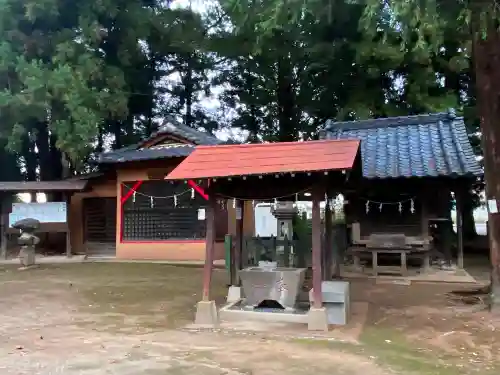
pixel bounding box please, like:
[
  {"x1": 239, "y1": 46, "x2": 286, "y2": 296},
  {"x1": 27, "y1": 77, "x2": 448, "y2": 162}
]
[
  {"x1": 13, "y1": 218, "x2": 40, "y2": 267},
  {"x1": 271, "y1": 201, "x2": 297, "y2": 266}
]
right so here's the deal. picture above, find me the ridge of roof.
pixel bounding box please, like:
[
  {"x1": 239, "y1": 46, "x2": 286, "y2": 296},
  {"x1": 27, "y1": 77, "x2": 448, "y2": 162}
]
[
  {"x1": 138, "y1": 116, "x2": 221, "y2": 148},
  {"x1": 194, "y1": 139, "x2": 355, "y2": 150},
  {"x1": 324, "y1": 110, "x2": 458, "y2": 132}
]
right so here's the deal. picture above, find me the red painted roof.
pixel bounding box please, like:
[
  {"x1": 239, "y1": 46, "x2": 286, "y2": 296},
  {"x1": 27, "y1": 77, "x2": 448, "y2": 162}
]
[{"x1": 166, "y1": 139, "x2": 360, "y2": 180}]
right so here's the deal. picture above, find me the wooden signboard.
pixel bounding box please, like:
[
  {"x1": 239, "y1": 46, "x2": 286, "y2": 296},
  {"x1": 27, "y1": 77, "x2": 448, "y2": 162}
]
[{"x1": 9, "y1": 202, "x2": 67, "y2": 227}]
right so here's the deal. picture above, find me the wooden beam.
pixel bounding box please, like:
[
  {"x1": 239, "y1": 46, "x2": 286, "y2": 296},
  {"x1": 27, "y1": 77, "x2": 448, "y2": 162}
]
[
  {"x1": 202, "y1": 194, "x2": 217, "y2": 300},
  {"x1": 210, "y1": 173, "x2": 345, "y2": 201},
  {"x1": 311, "y1": 185, "x2": 323, "y2": 308}
]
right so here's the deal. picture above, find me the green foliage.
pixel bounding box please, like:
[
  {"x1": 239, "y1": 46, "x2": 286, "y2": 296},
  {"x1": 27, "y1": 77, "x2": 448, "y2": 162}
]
[
  {"x1": 0, "y1": 0, "x2": 485, "y2": 201},
  {"x1": 0, "y1": 0, "x2": 219, "y2": 176},
  {"x1": 214, "y1": 0, "x2": 474, "y2": 143},
  {"x1": 0, "y1": 0, "x2": 131, "y2": 167}
]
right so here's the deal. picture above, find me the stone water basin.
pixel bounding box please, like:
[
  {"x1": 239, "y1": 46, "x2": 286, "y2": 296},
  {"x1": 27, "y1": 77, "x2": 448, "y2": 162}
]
[{"x1": 239, "y1": 266, "x2": 306, "y2": 309}]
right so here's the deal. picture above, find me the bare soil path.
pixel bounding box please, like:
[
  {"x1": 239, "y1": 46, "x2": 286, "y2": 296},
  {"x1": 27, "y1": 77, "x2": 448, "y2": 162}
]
[{"x1": 0, "y1": 263, "x2": 497, "y2": 375}]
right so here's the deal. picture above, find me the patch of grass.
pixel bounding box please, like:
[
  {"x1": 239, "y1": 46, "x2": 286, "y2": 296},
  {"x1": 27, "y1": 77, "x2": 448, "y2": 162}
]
[
  {"x1": 360, "y1": 327, "x2": 461, "y2": 375},
  {"x1": 293, "y1": 326, "x2": 499, "y2": 375},
  {"x1": 0, "y1": 263, "x2": 229, "y2": 331},
  {"x1": 74, "y1": 263, "x2": 228, "y2": 330}
]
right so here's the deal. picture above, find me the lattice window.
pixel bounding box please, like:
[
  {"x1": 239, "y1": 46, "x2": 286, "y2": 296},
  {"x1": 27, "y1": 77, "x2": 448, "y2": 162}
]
[
  {"x1": 83, "y1": 198, "x2": 116, "y2": 242},
  {"x1": 121, "y1": 180, "x2": 207, "y2": 241}
]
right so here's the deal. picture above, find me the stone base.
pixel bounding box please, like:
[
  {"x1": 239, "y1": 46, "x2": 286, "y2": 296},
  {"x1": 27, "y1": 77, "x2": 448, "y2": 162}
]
[
  {"x1": 307, "y1": 307, "x2": 329, "y2": 331},
  {"x1": 19, "y1": 247, "x2": 36, "y2": 267},
  {"x1": 194, "y1": 300, "x2": 219, "y2": 326},
  {"x1": 226, "y1": 286, "x2": 241, "y2": 303}
]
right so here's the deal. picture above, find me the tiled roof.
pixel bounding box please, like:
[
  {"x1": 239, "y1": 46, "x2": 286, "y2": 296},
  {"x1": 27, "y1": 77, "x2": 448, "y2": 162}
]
[
  {"x1": 166, "y1": 140, "x2": 360, "y2": 180},
  {"x1": 138, "y1": 117, "x2": 221, "y2": 147},
  {"x1": 98, "y1": 116, "x2": 220, "y2": 164},
  {"x1": 98, "y1": 145, "x2": 195, "y2": 164},
  {"x1": 323, "y1": 111, "x2": 482, "y2": 179}
]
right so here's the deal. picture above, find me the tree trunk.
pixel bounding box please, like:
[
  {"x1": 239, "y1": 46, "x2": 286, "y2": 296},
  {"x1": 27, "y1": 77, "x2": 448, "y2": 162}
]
[
  {"x1": 124, "y1": 114, "x2": 134, "y2": 146},
  {"x1": 145, "y1": 52, "x2": 156, "y2": 137},
  {"x1": 245, "y1": 67, "x2": 259, "y2": 142},
  {"x1": 276, "y1": 46, "x2": 297, "y2": 142},
  {"x1": 36, "y1": 121, "x2": 56, "y2": 202},
  {"x1": 473, "y1": 26, "x2": 500, "y2": 310},
  {"x1": 96, "y1": 125, "x2": 104, "y2": 154},
  {"x1": 112, "y1": 120, "x2": 122, "y2": 149},
  {"x1": 36, "y1": 121, "x2": 52, "y2": 181},
  {"x1": 184, "y1": 54, "x2": 194, "y2": 127},
  {"x1": 49, "y1": 133, "x2": 63, "y2": 202},
  {"x1": 60, "y1": 152, "x2": 71, "y2": 180},
  {"x1": 21, "y1": 134, "x2": 37, "y2": 202}
]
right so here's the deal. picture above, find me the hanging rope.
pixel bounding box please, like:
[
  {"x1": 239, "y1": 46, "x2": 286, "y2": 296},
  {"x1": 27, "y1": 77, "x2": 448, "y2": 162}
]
[
  {"x1": 122, "y1": 183, "x2": 192, "y2": 199},
  {"x1": 362, "y1": 196, "x2": 416, "y2": 214},
  {"x1": 360, "y1": 196, "x2": 416, "y2": 205}
]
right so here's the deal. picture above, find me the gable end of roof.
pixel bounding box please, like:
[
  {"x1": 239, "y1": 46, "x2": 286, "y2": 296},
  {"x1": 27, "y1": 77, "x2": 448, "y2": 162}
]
[{"x1": 97, "y1": 116, "x2": 221, "y2": 164}]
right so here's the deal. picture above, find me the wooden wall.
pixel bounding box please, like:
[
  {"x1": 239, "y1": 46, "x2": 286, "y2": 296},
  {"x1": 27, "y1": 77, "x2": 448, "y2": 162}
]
[
  {"x1": 343, "y1": 178, "x2": 454, "y2": 239},
  {"x1": 70, "y1": 179, "x2": 116, "y2": 254},
  {"x1": 345, "y1": 194, "x2": 423, "y2": 237},
  {"x1": 66, "y1": 162, "x2": 222, "y2": 260}
]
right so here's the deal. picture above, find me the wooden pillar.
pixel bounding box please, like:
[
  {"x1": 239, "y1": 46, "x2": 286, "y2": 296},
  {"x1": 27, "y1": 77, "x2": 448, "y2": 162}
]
[
  {"x1": 441, "y1": 189, "x2": 453, "y2": 266},
  {"x1": 233, "y1": 200, "x2": 244, "y2": 285},
  {"x1": 240, "y1": 202, "x2": 249, "y2": 270},
  {"x1": 202, "y1": 194, "x2": 217, "y2": 301},
  {"x1": 0, "y1": 213, "x2": 7, "y2": 260},
  {"x1": 311, "y1": 185, "x2": 323, "y2": 308},
  {"x1": 65, "y1": 193, "x2": 72, "y2": 258},
  {"x1": 455, "y1": 190, "x2": 464, "y2": 269},
  {"x1": 420, "y1": 196, "x2": 429, "y2": 239},
  {"x1": 323, "y1": 197, "x2": 333, "y2": 280}
]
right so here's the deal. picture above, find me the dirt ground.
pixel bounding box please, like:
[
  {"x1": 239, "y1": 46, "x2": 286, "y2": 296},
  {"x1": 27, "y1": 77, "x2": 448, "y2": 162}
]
[{"x1": 0, "y1": 262, "x2": 499, "y2": 375}]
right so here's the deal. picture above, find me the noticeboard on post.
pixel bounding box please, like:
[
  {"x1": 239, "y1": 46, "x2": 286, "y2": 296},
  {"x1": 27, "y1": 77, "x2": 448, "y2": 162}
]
[{"x1": 8, "y1": 202, "x2": 67, "y2": 228}]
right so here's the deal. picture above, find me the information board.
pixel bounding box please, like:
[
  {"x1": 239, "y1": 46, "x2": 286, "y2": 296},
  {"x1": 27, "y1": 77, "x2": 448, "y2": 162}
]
[{"x1": 9, "y1": 202, "x2": 67, "y2": 228}]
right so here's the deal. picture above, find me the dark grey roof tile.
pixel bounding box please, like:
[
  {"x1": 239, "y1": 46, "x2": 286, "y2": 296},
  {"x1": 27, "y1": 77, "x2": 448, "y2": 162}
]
[
  {"x1": 325, "y1": 111, "x2": 483, "y2": 178},
  {"x1": 99, "y1": 145, "x2": 194, "y2": 164},
  {"x1": 138, "y1": 116, "x2": 221, "y2": 148},
  {"x1": 97, "y1": 116, "x2": 220, "y2": 164}
]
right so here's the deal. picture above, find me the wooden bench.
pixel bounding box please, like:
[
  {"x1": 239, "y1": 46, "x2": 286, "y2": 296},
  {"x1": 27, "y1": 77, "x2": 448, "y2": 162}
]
[{"x1": 349, "y1": 234, "x2": 431, "y2": 276}]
